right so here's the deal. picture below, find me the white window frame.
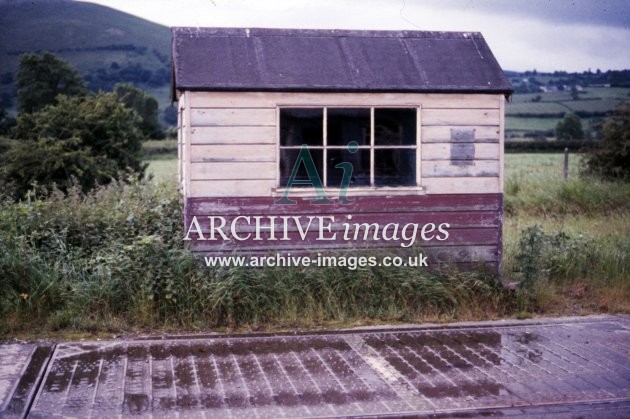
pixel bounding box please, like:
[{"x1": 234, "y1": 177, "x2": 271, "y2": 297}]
[{"x1": 273, "y1": 105, "x2": 424, "y2": 197}]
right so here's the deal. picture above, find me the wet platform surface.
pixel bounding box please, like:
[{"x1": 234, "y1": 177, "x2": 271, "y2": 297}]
[
  {"x1": 5, "y1": 315, "x2": 630, "y2": 417},
  {"x1": 0, "y1": 343, "x2": 53, "y2": 418}
]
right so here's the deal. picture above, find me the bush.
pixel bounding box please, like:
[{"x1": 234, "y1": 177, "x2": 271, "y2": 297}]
[
  {"x1": 583, "y1": 102, "x2": 630, "y2": 180},
  {"x1": 0, "y1": 178, "x2": 183, "y2": 332},
  {"x1": 3, "y1": 93, "x2": 146, "y2": 199},
  {"x1": 510, "y1": 225, "x2": 630, "y2": 289}
]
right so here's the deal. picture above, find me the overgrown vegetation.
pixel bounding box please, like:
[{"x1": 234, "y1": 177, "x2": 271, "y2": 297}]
[
  {"x1": 504, "y1": 153, "x2": 630, "y2": 215},
  {"x1": 512, "y1": 225, "x2": 629, "y2": 287},
  {"x1": 2, "y1": 150, "x2": 628, "y2": 337},
  {"x1": 503, "y1": 152, "x2": 630, "y2": 316},
  {"x1": 584, "y1": 102, "x2": 630, "y2": 180},
  {"x1": 1, "y1": 93, "x2": 146, "y2": 198},
  {"x1": 0, "y1": 179, "x2": 513, "y2": 335},
  {"x1": 0, "y1": 52, "x2": 161, "y2": 200}
]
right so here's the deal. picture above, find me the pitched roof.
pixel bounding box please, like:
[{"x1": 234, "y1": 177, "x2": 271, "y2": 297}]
[{"x1": 171, "y1": 27, "x2": 512, "y2": 97}]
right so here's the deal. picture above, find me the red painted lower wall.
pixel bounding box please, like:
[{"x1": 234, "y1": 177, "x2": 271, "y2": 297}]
[{"x1": 184, "y1": 194, "x2": 503, "y2": 274}]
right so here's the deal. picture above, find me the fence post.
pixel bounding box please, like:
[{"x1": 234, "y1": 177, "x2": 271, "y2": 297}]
[{"x1": 563, "y1": 147, "x2": 569, "y2": 181}]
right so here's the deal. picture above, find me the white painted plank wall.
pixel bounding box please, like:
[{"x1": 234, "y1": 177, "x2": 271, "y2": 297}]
[{"x1": 182, "y1": 92, "x2": 504, "y2": 197}]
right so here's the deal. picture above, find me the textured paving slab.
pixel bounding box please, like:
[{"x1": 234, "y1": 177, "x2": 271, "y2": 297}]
[
  {"x1": 0, "y1": 343, "x2": 54, "y2": 418},
  {"x1": 26, "y1": 316, "x2": 630, "y2": 417}
]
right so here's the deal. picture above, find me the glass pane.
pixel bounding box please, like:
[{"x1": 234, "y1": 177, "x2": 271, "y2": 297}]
[
  {"x1": 280, "y1": 108, "x2": 323, "y2": 146},
  {"x1": 374, "y1": 108, "x2": 416, "y2": 146},
  {"x1": 327, "y1": 149, "x2": 371, "y2": 187},
  {"x1": 374, "y1": 149, "x2": 416, "y2": 186},
  {"x1": 279, "y1": 149, "x2": 323, "y2": 187},
  {"x1": 327, "y1": 108, "x2": 370, "y2": 146}
]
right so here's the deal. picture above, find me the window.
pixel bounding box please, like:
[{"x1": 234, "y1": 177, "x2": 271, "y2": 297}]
[{"x1": 279, "y1": 107, "x2": 417, "y2": 188}]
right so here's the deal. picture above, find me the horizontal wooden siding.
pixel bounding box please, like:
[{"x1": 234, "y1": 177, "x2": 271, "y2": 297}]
[
  {"x1": 182, "y1": 92, "x2": 504, "y2": 197},
  {"x1": 184, "y1": 193, "x2": 503, "y2": 273}
]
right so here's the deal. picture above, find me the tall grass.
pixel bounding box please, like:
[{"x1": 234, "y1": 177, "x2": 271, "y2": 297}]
[
  {"x1": 502, "y1": 153, "x2": 630, "y2": 315},
  {"x1": 1, "y1": 153, "x2": 629, "y2": 337},
  {"x1": 0, "y1": 179, "x2": 513, "y2": 336},
  {"x1": 504, "y1": 154, "x2": 630, "y2": 215}
]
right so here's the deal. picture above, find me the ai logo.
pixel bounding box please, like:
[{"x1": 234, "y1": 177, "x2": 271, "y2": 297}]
[{"x1": 275, "y1": 141, "x2": 359, "y2": 205}]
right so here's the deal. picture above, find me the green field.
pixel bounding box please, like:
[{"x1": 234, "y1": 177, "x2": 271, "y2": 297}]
[
  {"x1": 506, "y1": 101, "x2": 568, "y2": 116},
  {"x1": 511, "y1": 87, "x2": 630, "y2": 104},
  {"x1": 505, "y1": 87, "x2": 630, "y2": 136},
  {"x1": 505, "y1": 152, "x2": 580, "y2": 181},
  {"x1": 146, "y1": 159, "x2": 178, "y2": 183},
  {"x1": 506, "y1": 116, "x2": 562, "y2": 132}
]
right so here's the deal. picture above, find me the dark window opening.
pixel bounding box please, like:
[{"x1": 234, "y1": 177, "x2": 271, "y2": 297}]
[
  {"x1": 327, "y1": 108, "x2": 370, "y2": 146},
  {"x1": 327, "y1": 149, "x2": 371, "y2": 187},
  {"x1": 279, "y1": 107, "x2": 417, "y2": 188},
  {"x1": 280, "y1": 108, "x2": 323, "y2": 146},
  {"x1": 279, "y1": 148, "x2": 323, "y2": 186},
  {"x1": 374, "y1": 149, "x2": 416, "y2": 186},
  {"x1": 374, "y1": 108, "x2": 416, "y2": 146}
]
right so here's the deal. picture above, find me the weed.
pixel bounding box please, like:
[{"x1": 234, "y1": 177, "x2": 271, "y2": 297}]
[
  {"x1": 2, "y1": 153, "x2": 629, "y2": 337},
  {"x1": 507, "y1": 223, "x2": 629, "y2": 306},
  {"x1": 0, "y1": 178, "x2": 517, "y2": 336}
]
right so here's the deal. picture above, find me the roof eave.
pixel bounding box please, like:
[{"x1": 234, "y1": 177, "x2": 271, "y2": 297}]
[{"x1": 173, "y1": 85, "x2": 513, "y2": 98}]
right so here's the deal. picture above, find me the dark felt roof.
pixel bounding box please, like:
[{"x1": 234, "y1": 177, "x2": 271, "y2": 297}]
[{"x1": 171, "y1": 27, "x2": 512, "y2": 97}]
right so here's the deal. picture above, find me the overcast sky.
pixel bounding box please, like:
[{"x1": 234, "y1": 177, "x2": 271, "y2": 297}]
[{"x1": 82, "y1": 0, "x2": 630, "y2": 72}]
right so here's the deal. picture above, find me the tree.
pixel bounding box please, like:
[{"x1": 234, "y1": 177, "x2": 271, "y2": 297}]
[
  {"x1": 114, "y1": 83, "x2": 164, "y2": 138},
  {"x1": 584, "y1": 102, "x2": 630, "y2": 181},
  {"x1": 3, "y1": 93, "x2": 146, "y2": 198},
  {"x1": 555, "y1": 112, "x2": 584, "y2": 140},
  {"x1": 163, "y1": 105, "x2": 178, "y2": 126},
  {"x1": 0, "y1": 138, "x2": 113, "y2": 199},
  {"x1": 17, "y1": 52, "x2": 88, "y2": 114},
  {"x1": 0, "y1": 107, "x2": 16, "y2": 136}
]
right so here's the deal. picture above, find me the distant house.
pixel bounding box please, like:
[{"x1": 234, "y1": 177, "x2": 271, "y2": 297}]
[
  {"x1": 540, "y1": 85, "x2": 558, "y2": 93},
  {"x1": 171, "y1": 28, "x2": 512, "y2": 273}
]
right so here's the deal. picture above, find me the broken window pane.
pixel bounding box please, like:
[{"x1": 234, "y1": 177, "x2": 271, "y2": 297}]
[
  {"x1": 327, "y1": 108, "x2": 370, "y2": 146},
  {"x1": 327, "y1": 149, "x2": 371, "y2": 187},
  {"x1": 280, "y1": 108, "x2": 323, "y2": 146},
  {"x1": 374, "y1": 149, "x2": 416, "y2": 186},
  {"x1": 279, "y1": 149, "x2": 323, "y2": 186},
  {"x1": 374, "y1": 108, "x2": 416, "y2": 146},
  {"x1": 279, "y1": 107, "x2": 418, "y2": 188}
]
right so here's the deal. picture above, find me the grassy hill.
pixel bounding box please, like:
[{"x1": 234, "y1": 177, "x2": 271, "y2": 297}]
[
  {"x1": 1, "y1": 1, "x2": 628, "y2": 133},
  {"x1": 0, "y1": 0, "x2": 172, "y2": 122}
]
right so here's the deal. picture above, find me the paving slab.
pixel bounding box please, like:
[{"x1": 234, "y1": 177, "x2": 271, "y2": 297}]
[
  {"x1": 19, "y1": 315, "x2": 630, "y2": 417},
  {"x1": 0, "y1": 343, "x2": 54, "y2": 418}
]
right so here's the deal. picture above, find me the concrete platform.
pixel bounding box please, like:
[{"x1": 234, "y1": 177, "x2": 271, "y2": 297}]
[
  {"x1": 2, "y1": 315, "x2": 629, "y2": 418},
  {"x1": 0, "y1": 343, "x2": 54, "y2": 418}
]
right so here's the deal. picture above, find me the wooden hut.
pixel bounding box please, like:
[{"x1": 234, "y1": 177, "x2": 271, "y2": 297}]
[{"x1": 171, "y1": 27, "x2": 512, "y2": 272}]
